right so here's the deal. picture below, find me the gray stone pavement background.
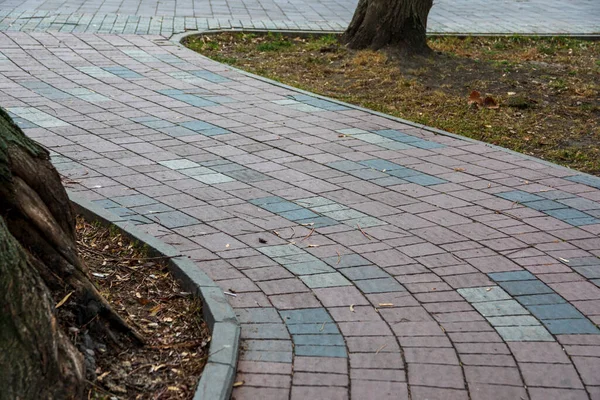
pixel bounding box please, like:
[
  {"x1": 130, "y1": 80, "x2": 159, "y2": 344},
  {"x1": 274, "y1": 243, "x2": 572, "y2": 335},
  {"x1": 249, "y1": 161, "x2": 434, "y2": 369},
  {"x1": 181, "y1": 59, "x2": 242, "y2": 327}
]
[
  {"x1": 0, "y1": 0, "x2": 598, "y2": 35},
  {"x1": 1, "y1": 0, "x2": 600, "y2": 399}
]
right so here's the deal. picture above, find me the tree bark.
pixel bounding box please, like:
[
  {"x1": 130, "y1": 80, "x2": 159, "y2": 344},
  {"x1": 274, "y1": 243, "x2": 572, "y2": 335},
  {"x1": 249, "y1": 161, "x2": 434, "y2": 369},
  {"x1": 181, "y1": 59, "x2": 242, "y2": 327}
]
[
  {"x1": 0, "y1": 219, "x2": 85, "y2": 400},
  {"x1": 342, "y1": 0, "x2": 434, "y2": 53},
  {"x1": 0, "y1": 107, "x2": 142, "y2": 399}
]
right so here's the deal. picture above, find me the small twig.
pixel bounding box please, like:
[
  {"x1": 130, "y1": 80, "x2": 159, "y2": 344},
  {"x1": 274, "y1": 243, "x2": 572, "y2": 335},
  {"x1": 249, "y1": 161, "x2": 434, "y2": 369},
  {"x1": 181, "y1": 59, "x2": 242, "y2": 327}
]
[
  {"x1": 336, "y1": 250, "x2": 341, "y2": 265},
  {"x1": 501, "y1": 245, "x2": 534, "y2": 257},
  {"x1": 357, "y1": 224, "x2": 372, "y2": 240},
  {"x1": 496, "y1": 209, "x2": 524, "y2": 222},
  {"x1": 80, "y1": 314, "x2": 99, "y2": 330},
  {"x1": 129, "y1": 362, "x2": 155, "y2": 374},
  {"x1": 85, "y1": 380, "x2": 116, "y2": 397},
  {"x1": 81, "y1": 246, "x2": 182, "y2": 263},
  {"x1": 376, "y1": 344, "x2": 387, "y2": 354},
  {"x1": 149, "y1": 340, "x2": 207, "y2": 350},
  {"x1": 302, "y1": 227, "x2": 315, "y2": 242}
]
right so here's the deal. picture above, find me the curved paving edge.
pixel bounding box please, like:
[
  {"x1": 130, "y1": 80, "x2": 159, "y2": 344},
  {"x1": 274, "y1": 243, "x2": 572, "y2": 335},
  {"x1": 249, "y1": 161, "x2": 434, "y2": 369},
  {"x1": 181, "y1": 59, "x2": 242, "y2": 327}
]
[
  {"x1": 172, "y1": 29, "x2": 599, "y2": 182},
  {"x1": 68, "y1": 190, "x2": 240, "y2": 400}
]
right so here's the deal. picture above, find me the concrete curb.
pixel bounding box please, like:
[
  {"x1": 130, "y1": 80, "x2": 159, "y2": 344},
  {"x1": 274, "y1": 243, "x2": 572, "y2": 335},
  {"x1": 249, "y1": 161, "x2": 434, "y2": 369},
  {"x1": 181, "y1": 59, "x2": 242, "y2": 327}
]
[
  {"x1": 171, "y1": 29, "x2": 600, "y2": 43},
  {"x1": 171, "y1": 29, "x2": 600, "y2": 183},
  {"x1": 68, "y1": 191, "x2": 240, "y2": 400}
]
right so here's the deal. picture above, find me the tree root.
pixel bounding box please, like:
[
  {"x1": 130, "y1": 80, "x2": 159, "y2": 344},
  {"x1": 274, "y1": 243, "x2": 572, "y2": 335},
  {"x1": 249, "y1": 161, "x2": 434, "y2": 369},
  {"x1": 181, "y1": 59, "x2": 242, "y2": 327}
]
[
  {"x1": 2, "y1": 139, "x2": 147, "y2": 345},
  {"x1": 1, "y1": 107, "x2": 147, "y2": 397}
]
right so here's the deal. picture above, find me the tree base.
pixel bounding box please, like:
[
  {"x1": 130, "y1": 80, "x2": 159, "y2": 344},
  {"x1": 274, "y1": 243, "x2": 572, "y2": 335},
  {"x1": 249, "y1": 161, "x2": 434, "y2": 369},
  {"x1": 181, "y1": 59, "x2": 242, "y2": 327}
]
[
  {"x1": 0, "y1": 107, "x2": 144, "y2": 399},
  {"x1": 342, "y1": 0, "x2": 433, "y2": 54}
]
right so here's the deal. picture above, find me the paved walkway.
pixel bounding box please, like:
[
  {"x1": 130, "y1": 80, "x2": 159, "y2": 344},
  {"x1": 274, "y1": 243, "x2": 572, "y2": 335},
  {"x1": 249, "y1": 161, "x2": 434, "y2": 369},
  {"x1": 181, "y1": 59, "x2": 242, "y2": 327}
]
[
  {"x1": 0, "y1": 0, "x2": 598, "y2": 35},
  {"x1": 1, "y1": 2, "x2": 600, "y2": 400}
]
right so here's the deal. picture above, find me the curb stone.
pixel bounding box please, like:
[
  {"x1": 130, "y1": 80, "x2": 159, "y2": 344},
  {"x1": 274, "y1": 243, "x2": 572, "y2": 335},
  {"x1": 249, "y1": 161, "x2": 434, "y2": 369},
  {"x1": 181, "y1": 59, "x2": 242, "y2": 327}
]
[
  {"x1": 171, "y1": 29, "x2": 600, "y2": 43},
  {"x1": 171, "y1": 29, "x2": 600, "y2": 183},
  {"x1": 68, "y1": 191, "x2": 240, "y2": 400}
]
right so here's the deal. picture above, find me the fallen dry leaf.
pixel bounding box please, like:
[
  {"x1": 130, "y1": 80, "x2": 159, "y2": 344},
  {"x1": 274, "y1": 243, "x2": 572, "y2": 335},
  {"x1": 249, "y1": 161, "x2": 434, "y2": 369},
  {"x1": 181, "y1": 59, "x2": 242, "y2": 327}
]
[
  {"x1": 149, "y1": 304, "x2": 162, "y2": 317},
  {"x1": 97, "y1": 371, "x2": 110, "y2": 381},
  {"x1": 468, "y1": 90, "x2": 483, "y2": 106},
  {"x1": 483, "y1": 96, "x2": 499, "y2": 109},
  {"x1": 468, "y1": 90, "x2": 499, "y2": 109},
  {"x1": 151, "y1": 364, "x2": 167, "y2": 373},
  {"x1": 55, "y1": 291, "x2": 74, "y2": 309}
]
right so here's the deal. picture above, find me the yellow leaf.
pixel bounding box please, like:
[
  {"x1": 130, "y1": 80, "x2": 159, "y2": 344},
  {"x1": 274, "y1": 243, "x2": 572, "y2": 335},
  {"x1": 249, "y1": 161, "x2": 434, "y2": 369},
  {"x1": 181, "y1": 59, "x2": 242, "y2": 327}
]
[
  {"x1": 97, "y1": 371, "x2": 110, "y2": 381},
  {"x1": 233, "y1": 381, "x2": 245, "y2": 387},
  {"x1": 55, "y1": 291, "x2": 74, "y2": 309},
  {"x1": 151, "y1": 364, "x2": 167, "y2": 373},
  {"x1": 150, "y1": 304, "x2": 162, "y2": 316}
]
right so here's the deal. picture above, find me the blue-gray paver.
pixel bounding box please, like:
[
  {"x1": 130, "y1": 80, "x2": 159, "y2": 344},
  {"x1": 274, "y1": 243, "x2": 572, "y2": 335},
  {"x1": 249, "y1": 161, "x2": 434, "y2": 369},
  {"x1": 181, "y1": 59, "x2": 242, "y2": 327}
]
[
  {"x1": 354, "y1": 277, "x2": 405, "y2": 294},
  {"x1": 527, "y1": 303, "x2": 585, "y2": 320},
  {"x1": 498, "y1": 280, "x2": 554, "y2": 296}
]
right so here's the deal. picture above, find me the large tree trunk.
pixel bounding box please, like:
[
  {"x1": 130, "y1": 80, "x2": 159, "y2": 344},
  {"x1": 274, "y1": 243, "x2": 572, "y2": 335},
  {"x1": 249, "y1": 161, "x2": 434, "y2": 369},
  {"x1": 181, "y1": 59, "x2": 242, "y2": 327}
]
[
  {"x1": 342, "y1": 0, "x2": 433, "y2": 53},
  {"x1": 0, "y1": 107, "x2": 141, "y2": 399},
  {"x1": 0, "y1": 218, "x2": 85, "y2": 399}
]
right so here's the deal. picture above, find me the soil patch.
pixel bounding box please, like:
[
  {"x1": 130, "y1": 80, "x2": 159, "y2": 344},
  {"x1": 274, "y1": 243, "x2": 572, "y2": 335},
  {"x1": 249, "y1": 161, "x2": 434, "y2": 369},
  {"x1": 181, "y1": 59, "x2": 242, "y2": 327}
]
[
  {"x1": 53, "y1": 217, "x2": 210, "y2": 399},
  {"x1": 185, "y1": 33, "x2": 600, "y2": 175}
]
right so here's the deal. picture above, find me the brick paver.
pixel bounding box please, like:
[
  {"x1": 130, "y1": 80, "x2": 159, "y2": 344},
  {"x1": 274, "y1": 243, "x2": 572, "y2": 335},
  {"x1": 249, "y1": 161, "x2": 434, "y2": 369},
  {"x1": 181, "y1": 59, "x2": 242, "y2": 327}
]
[{"x1": 1, "y1": 1, "x2": 600, "y2": 399}]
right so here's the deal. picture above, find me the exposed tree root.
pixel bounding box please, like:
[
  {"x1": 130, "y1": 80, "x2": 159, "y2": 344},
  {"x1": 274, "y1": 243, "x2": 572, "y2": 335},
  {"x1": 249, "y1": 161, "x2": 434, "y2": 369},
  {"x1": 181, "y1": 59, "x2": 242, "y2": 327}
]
[{"x1": 0, "y1": 107, "x2": 144, "y2": 399}]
